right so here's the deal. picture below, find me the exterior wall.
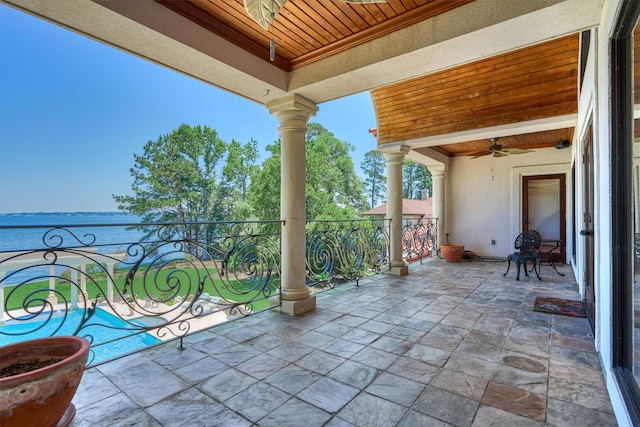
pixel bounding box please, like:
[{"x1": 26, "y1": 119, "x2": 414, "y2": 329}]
[
  {"x1": 588, "y1": 0, "x2": 632, "y2": 425},
  {"x1": 445, "y1": 147, "x2": 571, "y2": 258}
]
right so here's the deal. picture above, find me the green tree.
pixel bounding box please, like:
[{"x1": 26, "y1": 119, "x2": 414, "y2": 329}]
[
  {"x1": 113, "y1": 124, "x2": 227, "y2": 224},
  {"x1": 221, "y1": 139, "x2": 259, "y2": 220},
  {"x1": 249, "y1": 123, "x2": 367, "y2": 220},
  {"x1": 403, "y1": 160, "x2": 432, "y2": 199},
  {"x1": 248, "y1": 141, "x2": 281, "y2": 221},
  {"x1": 361, "y1": 150, "x2": 386, "y2": 209}
]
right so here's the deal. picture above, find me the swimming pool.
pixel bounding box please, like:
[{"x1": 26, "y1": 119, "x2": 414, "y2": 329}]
[{"x1": 0, "y1": 307, "x2": 161, "y2": 365}]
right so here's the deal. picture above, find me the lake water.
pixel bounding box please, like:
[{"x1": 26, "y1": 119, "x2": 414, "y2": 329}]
[
  {"x1": 0, "y1": 212, "x2": 142, "y2": 252},
  {"x1": 0, "y1": 212, "x2": 145, "y2": 286}
]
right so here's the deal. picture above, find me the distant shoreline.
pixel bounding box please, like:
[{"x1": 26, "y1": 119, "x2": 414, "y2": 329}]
[{"x1": 0, "y1": 211, "x2": 125, "y2": 215}]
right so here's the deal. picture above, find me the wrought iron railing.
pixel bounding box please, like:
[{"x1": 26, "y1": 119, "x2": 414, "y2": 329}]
[
  {"x1": 402, "y1": 218, "x2": 438, "y2": 263},
  {"x1": 305, "y1": 219, "x2": 390, "y2": 290},
  {"x1": 0, "y1": 218, "x2": 394, "y2": 364},
  {"x1": 0, "y1": 220, "x2": 282, "y2": 365}
]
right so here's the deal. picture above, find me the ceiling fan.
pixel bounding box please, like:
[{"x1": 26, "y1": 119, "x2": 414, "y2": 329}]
[
  {"x1": 468, "y1": 138, "x2": 534, "y2": 159},
  {"x1": 244, "y1": 0, "x2": 387, "y2": 30}
]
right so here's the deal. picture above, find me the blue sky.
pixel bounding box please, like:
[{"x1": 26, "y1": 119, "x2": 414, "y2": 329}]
[{"x1": 0, "y1": 5, "x2": 377, "y2": 214}]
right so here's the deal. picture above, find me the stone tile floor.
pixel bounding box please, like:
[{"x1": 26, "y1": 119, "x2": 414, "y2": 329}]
[{"x1": 70, "y1": 258, "x2": 617, "y2": 426}]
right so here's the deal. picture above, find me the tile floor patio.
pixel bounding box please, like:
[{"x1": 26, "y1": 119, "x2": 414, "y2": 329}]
[{"x1": 69, "y1": 257, "x2": 617, "y2": 426}]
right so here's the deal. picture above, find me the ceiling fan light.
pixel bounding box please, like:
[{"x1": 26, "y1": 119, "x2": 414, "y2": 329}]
[
  {"x1": 555, "y1": 139, "x2": 570, "y2": 149},
  {"x1": 244, "y1": 0, "x2": 286, "y2": 30}
]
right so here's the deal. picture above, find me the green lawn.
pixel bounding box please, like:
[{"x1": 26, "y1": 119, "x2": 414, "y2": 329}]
[{"x1": 4, "y1": 263, "x2": 279, "y2": 312}]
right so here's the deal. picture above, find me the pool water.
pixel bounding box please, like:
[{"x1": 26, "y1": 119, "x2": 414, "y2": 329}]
[{"x1": 0, "y1": 307, "x2": 161, "y2": 365}]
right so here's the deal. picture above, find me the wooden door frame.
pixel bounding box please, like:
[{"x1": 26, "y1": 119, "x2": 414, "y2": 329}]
[
  {"x1": 582, "y1": 124, "x2": 596, "y2": 324},
  {"x1": 522, "y1": 173, "x2": 567, "y2": 262}
]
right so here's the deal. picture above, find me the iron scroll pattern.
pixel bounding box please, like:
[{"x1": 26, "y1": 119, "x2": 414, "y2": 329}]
[
  {"x1": 0, "y1": 221, "x2": 282, "y2": 365},
  {"x1": 305, "y1": 219, "x2": 390, "y2": 289},
  {"x1": 402, "y1": 218, "x2": 438, "y2": 263}
]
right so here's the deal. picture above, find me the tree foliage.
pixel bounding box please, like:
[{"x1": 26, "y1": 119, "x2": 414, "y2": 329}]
[
  {"x1": 113, "y1": 124, "x2": 258, "y2": 224},
  {"x1": 249, "y1": 122, "x2": 367, "y2": 220},
  {"x1": 361, "y1": 150, "x2": 386, "y2": 209},
  {"x1": 247, "y1": 142, "x2": 281, "y2": 221},
  {"x1": 221, "y1": 139, "x2": 259, "y2": 220},
  {"x1": 403, "y1": 160, "x2": 432, "y2": 199}
]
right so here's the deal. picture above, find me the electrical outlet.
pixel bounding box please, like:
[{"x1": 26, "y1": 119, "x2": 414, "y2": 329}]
[{"x1": 491, "y1": 239, "x2": 496, "y2": 246}]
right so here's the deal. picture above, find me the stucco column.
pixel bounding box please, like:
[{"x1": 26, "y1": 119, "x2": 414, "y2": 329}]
[
  {"x1": 381, "y1": 146, "x2": 410, "y2": 275},
  {"x1": 431, "y1": 167, "x2": 446, "y2": 249},
  {"x1": 268, "y1": 94, "x2": 318, "y2": 315}
]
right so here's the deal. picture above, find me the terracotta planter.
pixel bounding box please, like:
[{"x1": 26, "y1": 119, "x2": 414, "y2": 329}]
[
  {"x1": 0, "y1": 336, "x2": 90, "y2": 427},
  {"x1": 440, "y1": 244, "x2": 465, "y2": 262}
]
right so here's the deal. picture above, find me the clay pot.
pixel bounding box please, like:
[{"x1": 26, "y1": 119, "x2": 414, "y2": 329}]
[
  {"x1": 440, "y1": 244, "x2": 465, "y2": 262},
  {"x1": 0, "y1": 336, "x2": 90, "y2": 427}
]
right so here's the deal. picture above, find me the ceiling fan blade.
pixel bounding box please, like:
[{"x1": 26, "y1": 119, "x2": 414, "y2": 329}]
[
  {"x1": 469, "y1": 152, "x2": 491, "y2": 159},
  {"x1": 493, "y1": 151, "x2": 509, "y2": 157},
  {"x1": 503, "y1": 148, "x2": 534, "y2": 155},
  {"x1": 244, "y1": 0, "x2": 288, "y2": 29}
]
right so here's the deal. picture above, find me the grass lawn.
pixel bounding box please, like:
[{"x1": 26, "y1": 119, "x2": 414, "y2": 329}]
[{"x1": 4, "y1": 263, "x2": 279, "y2": 312}]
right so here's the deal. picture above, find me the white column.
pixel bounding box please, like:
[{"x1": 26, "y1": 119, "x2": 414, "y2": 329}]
[
  {"x1": 381, "y1": 146, "x2": 410, "y2": 275},
  {"x1": 267, "y1": 94, "x2": 318, "y2": 315},
  {"x1": 106, "y1": 263, "x2": 115, "y2": 304},
  {"x1": 0, "y1": 272, "x2": 5, "y2": 324},
  {"x1": 431, "y1": 167, "x2": 446, "y2": 249},
  {"x1": 80, "y1": 263, "x2": 87, "y2": 301},
  {"x1": 70, "y1": 268, "x2": 78, "y2": 311},
  {"x1": 47, "y1": 265, "x2": 58, "y2": 306}
]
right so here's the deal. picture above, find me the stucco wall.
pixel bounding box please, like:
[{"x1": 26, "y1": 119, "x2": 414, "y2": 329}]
[
  {"x1": 445, "y1": 147, "x2": 571, "y2": 259},
  {"x1": 589, "y1": 0, "x2": 631, "y2": 425}
]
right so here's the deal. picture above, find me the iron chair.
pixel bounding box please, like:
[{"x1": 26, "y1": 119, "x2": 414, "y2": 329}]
[{"x1": 503, "y1": 230, "x2": 542, "y2": 280}]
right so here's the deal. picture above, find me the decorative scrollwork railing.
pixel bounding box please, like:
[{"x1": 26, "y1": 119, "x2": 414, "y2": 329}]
[
  {"x1": 0, "y1": 220, "x2": 282, "y2": 365},
  {"x1": 305, "y1": 219, "x2": 390, "y2": 290},
  {"x1": 402, "y1": 218, "x2": 438, "y2": 263}
]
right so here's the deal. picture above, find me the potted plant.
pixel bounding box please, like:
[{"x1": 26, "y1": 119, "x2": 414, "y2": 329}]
[
  {"x1": 0, "y1": 336, "x2": 90, "y2": 427},
  {"x1": 440, "y1": 244, "x2": 465, "y2": 262}
]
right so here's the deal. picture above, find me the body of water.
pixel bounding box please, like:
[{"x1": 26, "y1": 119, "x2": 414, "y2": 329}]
[
  {"x1": 0, "y1": 212, "x2": 146, "y2": 290},
  {"x1": 0, "y1": 212, "x2": 142, "y2": 252}
]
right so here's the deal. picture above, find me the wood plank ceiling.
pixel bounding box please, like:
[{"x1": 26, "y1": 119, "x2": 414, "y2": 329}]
[
  {"x1": 156, "y1": 0, "x2": 580, "y2": 157},
  {"x1": 372, "y1": 34, "x2": 580, "y2": 155},
  {"x1": 157, "y1": 0, "x2": 474, "y2": 70}
]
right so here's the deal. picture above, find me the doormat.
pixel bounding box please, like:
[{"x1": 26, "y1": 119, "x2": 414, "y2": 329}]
[{"x1": 533, "y1": 296, "x2": 586, "y2": 318}]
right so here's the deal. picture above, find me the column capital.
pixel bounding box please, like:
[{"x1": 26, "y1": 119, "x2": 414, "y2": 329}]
[
  {"x1": 430, "y1": 167, "x2": 446, "y2": 178},
  {"x1": 267, "y1": 94, "x2": 318, "y2": 117},
  {"x1": 380, "y1": 145, "x2": 410, "y2": 164}
]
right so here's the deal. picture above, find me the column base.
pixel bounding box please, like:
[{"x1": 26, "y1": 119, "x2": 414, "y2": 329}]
[
  {"x1": 278, "y1": 295, "x2": 316, "y2": 316},
  {"x1": 386, "y1": 264, "x2": 409, "y2": 276}
]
